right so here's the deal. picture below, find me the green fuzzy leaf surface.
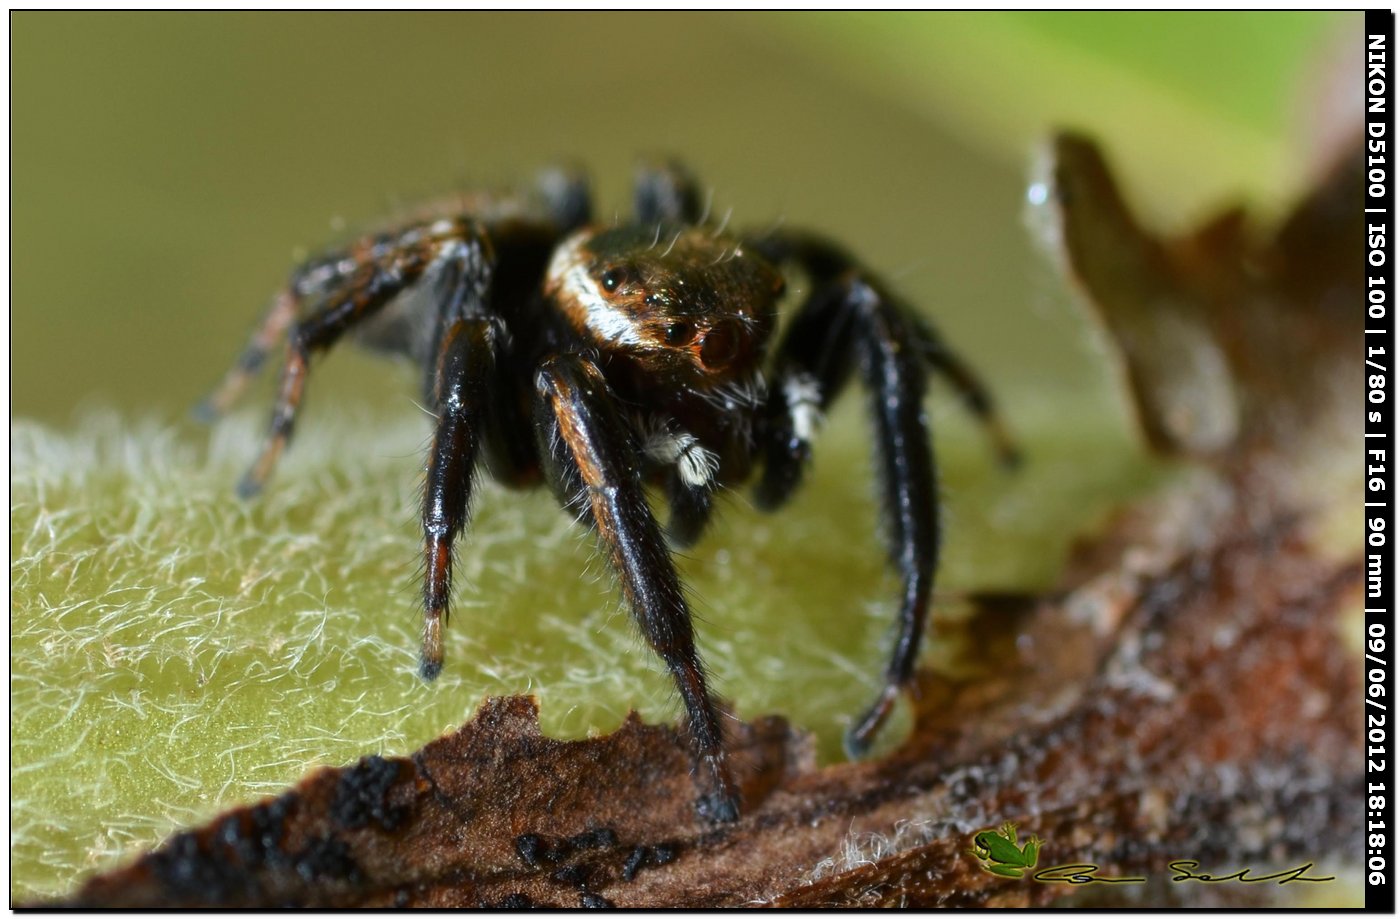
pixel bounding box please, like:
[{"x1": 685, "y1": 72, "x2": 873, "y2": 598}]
[{"x1": 12, "y1": 390, "x2": 1160, "y2": 900}]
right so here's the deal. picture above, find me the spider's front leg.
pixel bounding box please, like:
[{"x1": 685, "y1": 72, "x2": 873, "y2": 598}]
[
  {"x1": 749, "y1": 232, "x2": 1017, "y2": 758},
  {"x1": 418, "y1": 314, "x2": 502, "y2": 680},
  {"x1": 360, "y1": 224, "x2": 502, "y2": 679},
  {"x1": 633, "y1": 158, "x2": 704, "y2": 225},
  {"x1": 534, "y1": 354, "x2": 739, "y2": 823}
]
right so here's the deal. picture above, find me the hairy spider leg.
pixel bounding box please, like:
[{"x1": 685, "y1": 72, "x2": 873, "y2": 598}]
[
  {"x1": 195, "y1": 231, "x2": 418, "y2": 422},
  {"x1": 534, "y1": 354, "x2": 740, "y2": 823},
  {"x1": 751, "y1": 232, "x2": 1018, "y2": 503},
  {"x1": 840, "y1": 277, "x2": 941, "y2": 757},
  {"x1": 415, "y1": 224, "x2": 501, "y2": 679},
  {"x1": 911, "y1": 316, "x2": 1021, "y2": 469},
  {"x1": 193, "y1": 288, "x2": 301, "y2": 422},
  {"x1": 420, "y1": 316, "x2": 500, "y2": 681},
  {"x1": 748, "y1": 232, "x2": 962, "y2": 758},
  {"x1": 633, "y1": 158, "x2": 704, "y2": 226},
  {"x1": 534, "y1": 163, "x2": 594, "y2": 232},
  {"x1": 237, "y1": 225, "x2": 492, "y2": 498},
  {"x1": 664, "y1": 470, "x2": 715, "y2": 549},
  {"x1": 236, "y1": 266, "x2": 418, "y2": 497},
  {"x1": 415, "y1": 222, "x2": 501, "y2": 678}
]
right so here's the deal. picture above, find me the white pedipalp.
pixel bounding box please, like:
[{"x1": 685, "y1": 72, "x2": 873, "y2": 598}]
[
  {"x1": 785, "y1": 373, "x2": 824, "y2": 443},
  {"x1": 641, "y1": 420, "x2": 720, "y2": 489}
]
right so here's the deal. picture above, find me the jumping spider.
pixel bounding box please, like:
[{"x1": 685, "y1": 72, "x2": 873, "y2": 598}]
[{"x1": 197, "y1": 160, "x2": 1018, "y2": 823}]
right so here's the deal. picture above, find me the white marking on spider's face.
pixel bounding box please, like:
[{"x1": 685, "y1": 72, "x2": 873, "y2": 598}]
[
  {"x1": 642, "y1": 422, "x2": 720, "y2": 488},
  {"x1": 785, "y1": 373, "x2": 823, "y2": 442},
  {"x1": 546, "y1": 232, "x2": 644, "y2": 347}
]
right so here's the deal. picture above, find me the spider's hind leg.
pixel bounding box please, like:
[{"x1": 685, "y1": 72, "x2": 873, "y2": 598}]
[
  {"x1": 195, "y1": 243, "x2": 396, "y2": 423},
  {"x1": 634, "y1": 158, "x2": 704, "y2": 225},
  {"x1": 193, "y1": 288, "x2": 300, "y2": 423},
  {"x1": 535, "y1": 163, "x2": 593, "y2": 233},
  {"x1": 236, "y1": 222, "x2": 492, "y2": 498},
  {"x1": 911, "y1": 316, "x2": 1021, "y2": 469}
]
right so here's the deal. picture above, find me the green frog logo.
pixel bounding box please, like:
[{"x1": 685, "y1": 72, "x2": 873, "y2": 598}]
[{"x1": 968, "y1": 822, "x2": 1043, "y2": 878}]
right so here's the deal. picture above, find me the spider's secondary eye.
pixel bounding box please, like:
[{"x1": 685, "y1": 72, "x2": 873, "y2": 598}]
[
  {"x1": 601, "y1": 269, "x2": 623, "y2": 292},
  {"x1": 664, "y1": 322, "x2": 695, "y2": 346}
]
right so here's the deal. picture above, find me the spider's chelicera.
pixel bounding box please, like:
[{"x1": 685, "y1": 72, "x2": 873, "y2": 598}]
[{"x1": 197, "y1": 161, "x2": 1018, "y2": 823}]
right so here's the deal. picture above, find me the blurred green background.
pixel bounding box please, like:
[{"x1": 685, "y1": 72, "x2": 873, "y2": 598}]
[
  {"x1": 11, "y1": 11, "x2": 1353, "y2": 423},
  {"x1": 11, "y1": 11, "x2": 1357, "y2": 903}
]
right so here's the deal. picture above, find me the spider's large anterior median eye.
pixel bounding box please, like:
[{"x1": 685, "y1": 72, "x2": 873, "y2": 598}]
[
  {"x1": 601, "y1": 268, "x2": 623, "y2": 292},
  {"x1": 699, "y1": 320, "x2": 741, "y2": 368},
  {"x1": 664, "y1": 322, "x2": 695, "y2": 346}
]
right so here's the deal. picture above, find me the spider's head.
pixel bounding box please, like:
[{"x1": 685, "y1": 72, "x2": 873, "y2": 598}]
[{"x1": 545, "y1": 225, "x2": 784, "y2": 387}]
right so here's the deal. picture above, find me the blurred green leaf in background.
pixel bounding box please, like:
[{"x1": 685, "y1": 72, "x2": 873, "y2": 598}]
[{"x1": 776, "y1": 11, "x2": 1355, "y2": 222}]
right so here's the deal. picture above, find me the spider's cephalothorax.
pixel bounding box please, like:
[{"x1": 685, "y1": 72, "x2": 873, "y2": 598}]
[{"x1": 197, "y1": 160, "x2": 1018, "y2": 823}]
